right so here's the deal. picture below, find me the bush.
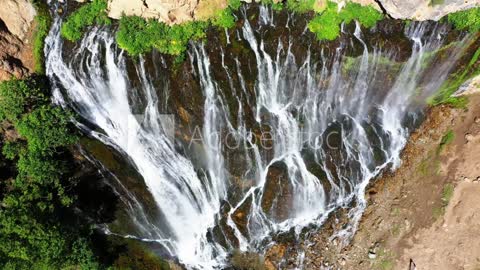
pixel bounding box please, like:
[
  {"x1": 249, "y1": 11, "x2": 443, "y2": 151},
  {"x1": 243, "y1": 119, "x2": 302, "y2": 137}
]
[
  {"x1": 0, "y1": 78, "x2": 48, "y2": 122},
  {"x1": 340, "y1": 2, "x2": 384, "y2": 28},
  {"x1": 308, "y1": 1, "x2": 383, "y2": 41},
  {"x1": 228, "y1": 0, "x2": 242, "y2": 10},
  {"x1": 211, "y1": 8, "x2": 236, "y2": 29},
  {"x1": 286, "y1": 0, "x2": 317, "y2": 13},
  {"x1": 61, "y1": 0, "x2": 110, "y2": 42},
  {"x1": 116, "y1": 16, "x2": 208, "y2": 56},
  {"x1": 308, "y1": 3, "x2": 342, "y2": 41},
  {"x1": 447, "y1": 7, "x2": 480, "y2": 32},
  {"x1": 0, "y1": 77, "x2": 96, "y2": 269}
]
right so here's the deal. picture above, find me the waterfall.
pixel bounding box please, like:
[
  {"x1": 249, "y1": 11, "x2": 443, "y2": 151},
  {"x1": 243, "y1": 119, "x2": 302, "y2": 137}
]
[{"x1": 45, "y1": 3, "x2": 472, "y2": 269}]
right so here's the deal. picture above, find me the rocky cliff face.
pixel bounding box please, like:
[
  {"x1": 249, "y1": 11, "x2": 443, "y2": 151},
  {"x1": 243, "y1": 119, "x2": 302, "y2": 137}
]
[
  {"x1": 0, "y1": 0, "x2": 36, "y2": 81},
  {"x1": 95, "y1": 0, "x2": 480, "y2": 24},
  {"x1": 378, "y1": 0, "x2": 480, "y2": 20}
]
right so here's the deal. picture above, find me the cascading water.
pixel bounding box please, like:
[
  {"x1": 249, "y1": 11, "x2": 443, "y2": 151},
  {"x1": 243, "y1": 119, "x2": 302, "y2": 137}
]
[{"x1": 45, "y1": 2, "x2": 473, "y2": 269}]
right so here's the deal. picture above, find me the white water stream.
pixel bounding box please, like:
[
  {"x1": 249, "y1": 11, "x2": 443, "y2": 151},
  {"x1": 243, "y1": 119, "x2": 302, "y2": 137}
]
[{"x1": 45, "y1": 4, "x2": 470, "y2": 268}]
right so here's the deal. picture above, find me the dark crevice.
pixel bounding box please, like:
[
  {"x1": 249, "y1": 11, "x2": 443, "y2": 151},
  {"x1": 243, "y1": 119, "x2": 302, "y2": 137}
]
[{"x1": 374, "y1": 0, "x2": 394, "y2": 19}]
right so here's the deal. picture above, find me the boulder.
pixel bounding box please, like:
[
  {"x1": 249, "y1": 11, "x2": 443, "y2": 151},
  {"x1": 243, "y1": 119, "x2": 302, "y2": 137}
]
[
  {"x1": 377, "y1": 0, "x2": 480, "y2": 20},
  {"x1": 0, "y1": 0, "x2": 36, "y2": 41}
]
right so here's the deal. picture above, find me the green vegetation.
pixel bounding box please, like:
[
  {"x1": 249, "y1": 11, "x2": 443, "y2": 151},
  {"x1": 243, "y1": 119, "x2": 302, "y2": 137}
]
[
  {"x1": 211, "y1": 7, "x2": 236, "y2": 29},
  {"x1": 433, "y1": 183, "x2": 455, "y2": 219},
  {"x1": 116, "y1": 16, "x2": 207, "y2": 56},
  {"x1": 0, "y1": 77, "x2": 106, "y2": 269},
  {"x1": 447, "y1": 7, "x2": 480, "y2": 32},
  {"x1": 228, "y1": 0, "x2": 242, "y2": 10},
  {"x1": 32, "y1": 0, "x2": 52, "y2": 73},
  {"x1": 428, "y1": 46, "x2": 480, "y2": 108},
  {"x1": 63, "y1": 0, "x2": 383, "y2": 56},
  {"x1": 374, "y1": 248, "x2": 395, "y2": 270},
  {"x1": 286, "y1": 0, "x2": 318, "y2": 13},
  {"x1": 438, "y1": 130, "x2": 455, "y2": 153},
  {"x1": 308, "y1": 1, "x2": 383, "y2": 41},
  {"x1": 113, "y1": 241, "x2": 170, "y2": 269},
  {"x1": 61, "y1": 0, "x2": 110, "y2": 42},
  {"x1": 429, "y1": 0, "x2": 445, "y2": 6}
]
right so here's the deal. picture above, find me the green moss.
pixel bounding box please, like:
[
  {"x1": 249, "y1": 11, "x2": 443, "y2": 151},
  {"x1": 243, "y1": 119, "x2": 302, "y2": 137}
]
[
  {"x1": 32, "y1": 1, "x2": 51, "y2": 73},
  {"x1": 61, "y1": 0, "x2": 110, "y2": 42},
  {"x1": 438, "y1": 130, "x2": 455, "y2": 153},
  {"x1": 0, "y1": 77, "x2": 100, "y2": 270},
  {"x1": 113, "y1": 241, "x2": 170, "y2": 270},
  {"x1": 429, "y1": 0, "x2": 445, "y2": 6},
  {"x1": 428, "y1": 46, "x2": 480, "y2": 108},
  {"x1": 308, "y1": 2, "x2": 342, "y2": 41},
  {"x1": 447, "y1": 7, "x2": 480, "y2": 32},
  {"x1": 308, "y1": 1, "x2": 383, "y2": 41},
  {"x1": 441, "y1": 183, "x2": 454, "y2": 206},
  {"x1": 286, "y1": 0, "x2": 317, "y2": 13}
]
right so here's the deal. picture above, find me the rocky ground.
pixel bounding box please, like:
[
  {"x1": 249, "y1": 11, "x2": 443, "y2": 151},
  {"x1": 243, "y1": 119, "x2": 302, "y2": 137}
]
[{"x1": 263, "y1": 92, "x2": 480, "y2": 270}]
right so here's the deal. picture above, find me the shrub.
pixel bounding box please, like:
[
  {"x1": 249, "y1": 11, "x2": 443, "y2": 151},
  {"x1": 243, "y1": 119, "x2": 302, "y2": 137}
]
[
  {"x1": 341, "y1": 2, "x2": 384, "y2": 28},
  {"x1": 308, "y1": 3, "x2": 342, "y2": 41},
  {"x1": 286, "y1": 0, "x2": 317, "y2": 13},
  {"x1": 16, "y1": 106, "x2": 77, "y2": 155},
  {"x1": 211, "y1": 8, "x2": 236, "y2": 29},
  {"x1": 0, "y1": 78, "x2": 47, "y2": 122},
  {"x1": 447, "y1": 7, "x2": 480, "y2": 32},
  {"x1": 308, "y1": 1, "x2": 383, "y2": 41},
  {"x1": 61, "y1": 0, "x2": 110, "y2": 42},
  {"x1": 229, "y1": 0, "x2": 242, "y2": 10},
  {"x1": 0, "y1": 77, "x2": 96, "y2": 269},
  {"x1": 116, "y1": 16, "x2": 208, "y2": 56}
]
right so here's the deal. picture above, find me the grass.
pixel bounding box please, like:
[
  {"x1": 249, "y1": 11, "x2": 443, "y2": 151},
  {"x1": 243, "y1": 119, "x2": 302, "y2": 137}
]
[
  {"x1": 61, "y1": 0, "x2": 110, "y2": 42},
  {"x1": 32, "y1": 0, "x2": 51, "y2": 73},
  {"x1": 308, "y1": 1, "x2": 383, "y2": 41},
  {"x1": 63, "y1": 0, "x2": 382, "y2": 56}
]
